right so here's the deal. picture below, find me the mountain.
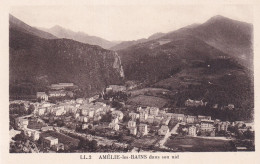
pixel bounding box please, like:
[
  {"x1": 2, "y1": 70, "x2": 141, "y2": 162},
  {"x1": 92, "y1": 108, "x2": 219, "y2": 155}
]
[
  {"x1": 39, "y1": 25, "x2": 119, "y2": 49},
  {"x1": 9, "y1": 14, "x2": 57, "y2": 39},
  {"x1": 9, "y1": 18, "x2": 124, "y2": 98},
  {"x1": 162, "y1": 15, "x2": 253, "y2": 70},
  {"x1": 147, "y1": 32, "x2": 166, "y2": 40},
  {"x1": 118, "y1": 34, "x2": 230, "y2": 82},
  {"x1": 110, "y1": 32, "x2": 165, "y2": 51},
  {"x1": 117, "y1": 15, "x2": 253, "y2": 112}
]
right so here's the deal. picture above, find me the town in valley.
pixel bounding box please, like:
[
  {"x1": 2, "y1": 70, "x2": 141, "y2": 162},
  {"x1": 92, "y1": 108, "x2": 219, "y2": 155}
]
[
  {"x1": 9, "y1": 7, "x2": 254, "y2": 153},
  {"x1": 9, "y1": 82, "x2": 254, "y2": 153}
]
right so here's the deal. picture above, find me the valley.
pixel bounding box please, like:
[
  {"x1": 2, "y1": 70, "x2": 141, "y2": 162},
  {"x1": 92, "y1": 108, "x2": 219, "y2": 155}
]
[{"x1": 9, "y1": 13, "x2": 254, "y2": 153}]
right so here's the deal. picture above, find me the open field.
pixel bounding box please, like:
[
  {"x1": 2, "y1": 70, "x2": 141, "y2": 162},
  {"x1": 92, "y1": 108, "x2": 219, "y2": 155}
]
[
  {"x1": 126, "y1": 95, "x2": 169, "y2": 108},
  {"x1": 127, "y1": 87, "x2": 171, "y2": 97},
  {"x1": 131, "y1": 135, "x2": 162, "y2": 149},
  {"x1": 165, "y1": 136, "x2": 235, "y2": 152}
]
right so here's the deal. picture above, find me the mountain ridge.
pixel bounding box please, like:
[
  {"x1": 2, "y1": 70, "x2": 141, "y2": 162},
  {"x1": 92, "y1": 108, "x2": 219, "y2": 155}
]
[
  {"x1": 116, "y1": 15, "x2": 253, "y2": 111},
  {"x1": 9, "y1": 14, "x2": 57, "y2": 39},
  {"x1": 39, "y1": 25, "x2": 119, "y2": 49}
]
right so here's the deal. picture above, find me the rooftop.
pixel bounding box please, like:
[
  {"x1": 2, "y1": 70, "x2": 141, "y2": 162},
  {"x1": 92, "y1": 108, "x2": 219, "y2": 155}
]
[{"x1": 45, "y1": 136, "x2": 58, "y2": 141}]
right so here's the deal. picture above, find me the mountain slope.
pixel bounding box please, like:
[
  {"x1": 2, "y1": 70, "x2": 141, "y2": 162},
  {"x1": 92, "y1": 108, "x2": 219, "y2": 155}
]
[
  {"x1": 162, "y1": 15, "x2": 253, "y2": 69},
  {"x1": 117, "y1": 15, "x2": 253, "y2": 111},
  {"x1": 115, "y1": 15, "x2": 253, "y2": 70},
  {"x1": 9, "y1": 14, "x2": 57, "y2": 39},
  {"x1": 40, "y1": 25, "x2": 118, "y2": 49},
  {"x1": 9, "y1": 28, "x2": 124, "y2": 98},
  {"x1": 110, "y1": 32, "x2": 165, "y2": 51},
  {"x1": 118, "y1": 34, "x2": 230, "y2": 83}
]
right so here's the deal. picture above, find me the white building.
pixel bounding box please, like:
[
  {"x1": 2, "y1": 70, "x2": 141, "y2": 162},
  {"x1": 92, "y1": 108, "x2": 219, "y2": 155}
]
[
  {"x1": 139, "y1": 124, "x2": 148, "y2": 136},
  {"x1": 109, "y1": 123, "x2": 119, "y2": 131},
  {"x1": 38, "y1": 108, "x2": 46, "y2": 116},
  {"x1": 112, "y1": 118, "x2": 119, "y2": 124},
  {"x1": 36, "y1": 92, "x2": 48, "y2": 101},
  {"x1": 112, "y1": 110, "x2": 124, "y2": 120},
  {"x1": 76, "y1": 98, "x2": 84, "y2": 104},
  {"x1": 15, "y1": 118, "x2": 29, "y2": 129},
  {"x1": 188, "y1": 125, "x2": 197, "y2": 136},
  {"x1": 81, "y1": 109, "x2": 88, "y2": 116},
  {"x1": 48, "y1": 91, "x2": 66, "y2": 97},
  {"x1": 149, "y1": 107, "x2": 159, "y2": 116},
  {"x1": 200, "y1": 119, "x2": 215, "y2": 131},
  {"x1": 88, "y1": 110, "x2": 95, "y2": 118},
  {"x1": 147, "y1": 115, "x2": 155, "y2": 124},
  {"x1": 186, "y1": 115, "x2": 197, "y2": 124},
  {"x1": 43, "y1": 136, "x2": 58, "y2": 147},
  {"x1": 77, "y1": 116, "x2": 88, "y2": 123},
  {"x1": 129, "y1": 127, "x2": 137, "y2": 135},
  {"x1": 129, "y1": 112, "x2": 140, "y2": 120},
  {"x1": 198, "y1": 115, "x2": 211, "y2": 122},
  {"x1": 128, "y1": 120, "x2": 136, "y2": 128},
  {"x1": 24, "y1": 129, "x2": 40, "y2": 141},
  {"x1": 54, "y1": 106, "x2": 65, "y2": 116},
  {"x1": 140, "y1": 113, "x2": 148, "y2": 122}
]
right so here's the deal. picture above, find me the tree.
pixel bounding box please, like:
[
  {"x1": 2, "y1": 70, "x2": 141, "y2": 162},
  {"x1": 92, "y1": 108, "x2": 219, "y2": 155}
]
[
  {"x1": 123, "y1": 115, "x2": 131, "y2": 123},
  {"x1": 100, "y1": 112, "x2": 112, "y2": 123},
  {"x1": 136, "y1": 118, "x2": 140, "y2": 125},
  {"x1": 88, "y1": 124, "x2": 93, "y2": 129},
  {"x1": 244, "y1": 129, "x2": 254, "y2": 140},
  {"x1": 27, "y1": 104, "x2": 35, "y2": 114},
  {"x1": 78, "y1": 139, "x2": 86, "y2": 149},
  {"x1": 56, "y1": 120, "x2": 65, "y2": 127},
  {"x1": 111, "y1": 100, "x2": 123, "y2": 109},
  {"x1": 13, "y1": 131, "x2": 27, "y2": 142},
  {"x1": 115, "y1": 133, "x2": 124, "y2": 142},
  {"x1": 89, "y1": 140, "x2": 98, "y2": 151}
]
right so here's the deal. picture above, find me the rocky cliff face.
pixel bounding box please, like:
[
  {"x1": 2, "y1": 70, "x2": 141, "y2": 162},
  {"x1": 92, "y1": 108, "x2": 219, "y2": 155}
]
[{"x1": 113, "y1": 52, "x2": 125, "y2": 78}]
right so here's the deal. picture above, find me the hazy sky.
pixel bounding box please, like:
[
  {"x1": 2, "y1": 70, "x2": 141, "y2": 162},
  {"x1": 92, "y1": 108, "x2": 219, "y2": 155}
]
[{"x1": 10, "y1": 5, "x2": 253, "y2": 41}]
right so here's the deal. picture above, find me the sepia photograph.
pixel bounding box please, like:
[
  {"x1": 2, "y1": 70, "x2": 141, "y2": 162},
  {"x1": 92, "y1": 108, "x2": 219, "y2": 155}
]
[{"x1": 6, "y1": 2, "x2": 255, "y2": 155}]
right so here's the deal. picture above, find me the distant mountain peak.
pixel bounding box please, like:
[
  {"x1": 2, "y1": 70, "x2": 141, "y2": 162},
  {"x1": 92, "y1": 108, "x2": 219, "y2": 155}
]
[
  {"x1": 9, "y1": 14, "x2": 57, "y2": 39},
  {"x1": 210, "y1": 15, "x2": 227, "y2": 19},
  {"x1": 50, "y1": 25, "x2": 74, "y2": 34},
  {"x1": 206, "y1": 15, "x2": 245, "y2": 25},
  {"x1": 147, "y1": 32, "x2": 165, "y2": 40},
  {"x1": 40, "y1": 25, "x2": 117, "y2": 49},
  {"x1": 50, "y1": 25, "x2": 63, "y2": 29}
]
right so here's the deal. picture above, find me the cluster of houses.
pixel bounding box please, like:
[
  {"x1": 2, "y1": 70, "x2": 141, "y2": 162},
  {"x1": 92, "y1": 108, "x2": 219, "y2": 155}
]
[
  {"x1": 105, "y1": 85, "x2": 127, "y2": 93},
  {"x1": 111, "y1": 105, "x2": 253, "y2": 138},
  {"x1": 11, "y1": 96, "x2": 120, "y2": 152},
  {"x1": 125, "y1": 107, "x2": 170, "y2": 136},
  {"x1": 108, "y1": 110, "x2": 124, "y2": 131},
  {"x1": 50, "y1": 83, "x2": 74, "y2": 90},
  {"x1": 42, "y1": 136, "x2": 64, "y2": 152},
  {"x1": 177, "y1": 115, "x2": 253, "y2": 137},
  {"x1": 13, "y1": 114, "x2": 64, "y2": 152},
  {"x1": 33, "y1": 97, "x2": 117, "y2": 130},
  {"x1": 36, "y1": 83, "x2": 77, "y2": 101},
  {"x1": 36, "y1": 90, "x2": 73, "y2": 100},
  {"x1": 185, "y1": 98, "x2": 235, "y2": 110},
  {"x1": 34, "y1": 96, "x2": 101, "y2": 117},
  {"x1": 10, "y1": 82, "x2": 253, "y2": 152},
  {"x1": 185, "y1": 99, "x2": 208, "y2": 107}
]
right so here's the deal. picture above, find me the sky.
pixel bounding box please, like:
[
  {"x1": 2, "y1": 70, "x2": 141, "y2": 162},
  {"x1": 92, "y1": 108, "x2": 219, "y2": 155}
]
[{"x1": 10, "y1": 5, "x2": 253, "y2": 41}]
